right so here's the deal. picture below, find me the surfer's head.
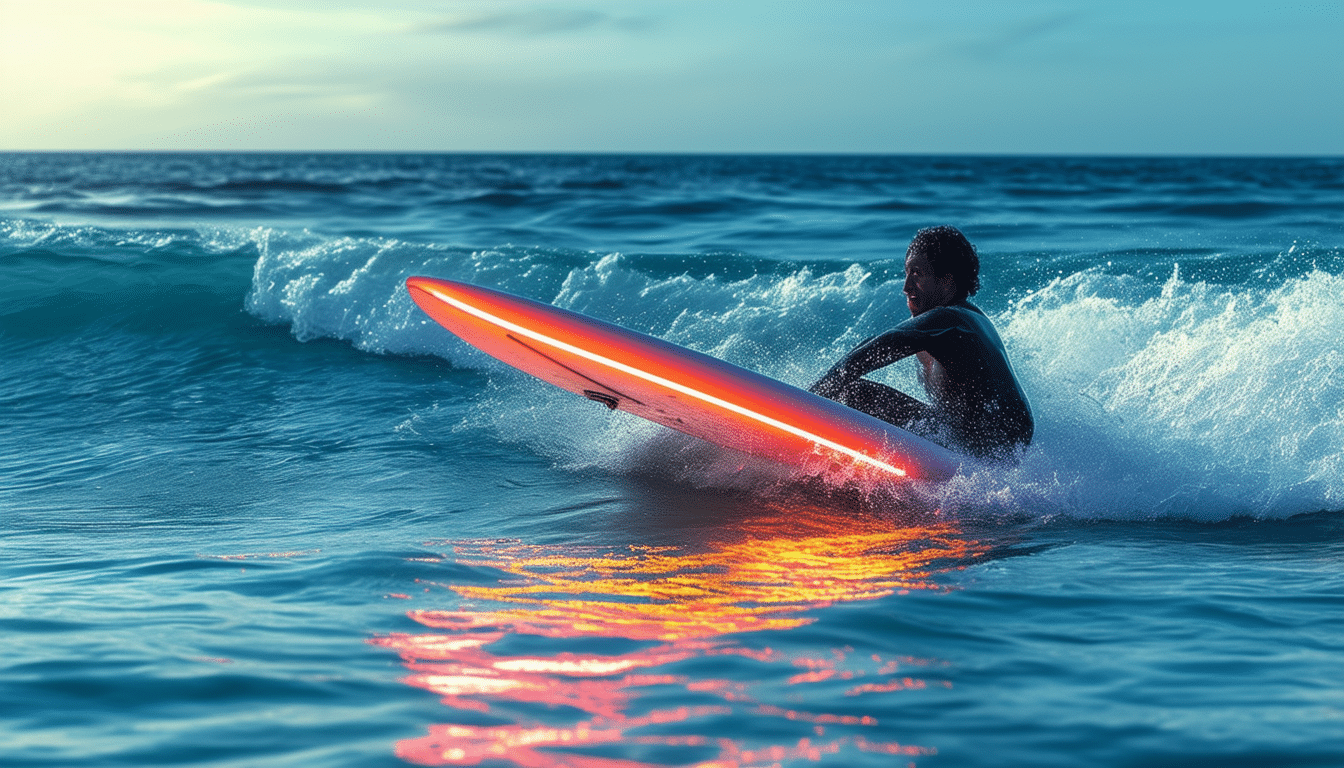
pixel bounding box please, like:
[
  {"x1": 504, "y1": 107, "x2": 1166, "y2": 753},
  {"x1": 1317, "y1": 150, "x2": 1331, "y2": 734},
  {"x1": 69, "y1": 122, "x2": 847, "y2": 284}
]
[{"x1": 905, "y1": 226, "x2": 980, "y2": 313}]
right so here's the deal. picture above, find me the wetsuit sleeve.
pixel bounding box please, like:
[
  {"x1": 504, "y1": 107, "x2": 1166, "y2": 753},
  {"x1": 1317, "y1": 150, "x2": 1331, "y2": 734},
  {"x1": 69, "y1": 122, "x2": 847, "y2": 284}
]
[{"x1": 809, "y1": 324, "x2": 925, "y2": 399}]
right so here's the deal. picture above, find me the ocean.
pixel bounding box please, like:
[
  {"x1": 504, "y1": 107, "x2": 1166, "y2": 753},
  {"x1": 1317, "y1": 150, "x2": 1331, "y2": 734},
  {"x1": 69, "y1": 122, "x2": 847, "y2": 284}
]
[{"x1": 3, "y1": 152, "x2": 1343, "y2": 767}]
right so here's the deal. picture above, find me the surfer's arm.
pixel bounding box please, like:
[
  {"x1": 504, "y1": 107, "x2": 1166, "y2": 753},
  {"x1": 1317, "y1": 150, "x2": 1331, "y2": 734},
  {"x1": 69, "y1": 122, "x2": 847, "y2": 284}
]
[{"x1": 809, "y1": 328, "x2": 922, "y2": 398}]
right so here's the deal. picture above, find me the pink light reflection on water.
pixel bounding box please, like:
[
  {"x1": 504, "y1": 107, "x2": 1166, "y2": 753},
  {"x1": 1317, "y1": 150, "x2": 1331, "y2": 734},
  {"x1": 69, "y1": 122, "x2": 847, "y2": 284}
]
[{"x1": 373, "y1": 498, "x2": 980, "y2": 767}]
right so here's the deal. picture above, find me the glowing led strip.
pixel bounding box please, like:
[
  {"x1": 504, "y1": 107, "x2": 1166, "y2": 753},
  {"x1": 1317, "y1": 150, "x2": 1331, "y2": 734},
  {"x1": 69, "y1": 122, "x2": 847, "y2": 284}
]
[{"x1": 423, "y1": 285, "x2": 907, "y2": 478}]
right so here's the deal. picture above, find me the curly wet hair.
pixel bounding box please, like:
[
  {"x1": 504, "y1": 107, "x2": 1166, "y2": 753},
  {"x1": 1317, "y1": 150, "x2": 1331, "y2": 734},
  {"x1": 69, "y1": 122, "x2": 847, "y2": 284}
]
[{"x1": 908, "y1": 225, "x2": 980, "y2": 300}]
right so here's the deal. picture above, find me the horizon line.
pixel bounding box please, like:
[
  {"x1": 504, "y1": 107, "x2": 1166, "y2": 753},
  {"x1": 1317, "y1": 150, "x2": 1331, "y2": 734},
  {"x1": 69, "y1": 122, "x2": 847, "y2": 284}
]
[{"x1": 3, "y1": 149, "x2": 1342, "y2": 160}]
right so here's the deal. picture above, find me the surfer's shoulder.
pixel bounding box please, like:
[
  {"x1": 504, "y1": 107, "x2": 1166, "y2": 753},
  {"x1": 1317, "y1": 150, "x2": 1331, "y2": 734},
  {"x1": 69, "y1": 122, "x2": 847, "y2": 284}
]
[{"x1": 911, "y1": 302, "x2": 977, "y2": 326}]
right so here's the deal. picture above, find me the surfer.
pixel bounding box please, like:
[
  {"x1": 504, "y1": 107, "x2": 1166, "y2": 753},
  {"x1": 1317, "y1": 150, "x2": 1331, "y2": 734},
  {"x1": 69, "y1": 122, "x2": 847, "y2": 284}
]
[{"x1": 809, "y1": 226, "x2": 1033, "y2": 461}]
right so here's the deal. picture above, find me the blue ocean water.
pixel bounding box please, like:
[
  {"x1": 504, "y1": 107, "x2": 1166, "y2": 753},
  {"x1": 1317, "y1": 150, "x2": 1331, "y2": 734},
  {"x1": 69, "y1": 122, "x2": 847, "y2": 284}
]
[{"x1": 3, "y1": 152, "x2": 1344, "y2": 767}]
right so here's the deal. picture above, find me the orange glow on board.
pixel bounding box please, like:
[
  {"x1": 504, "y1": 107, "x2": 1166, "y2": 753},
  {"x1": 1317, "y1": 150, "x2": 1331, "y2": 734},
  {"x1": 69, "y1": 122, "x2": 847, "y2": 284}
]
[{"x1": 372, "y1": 499, "x2": 981, "y2": 767}]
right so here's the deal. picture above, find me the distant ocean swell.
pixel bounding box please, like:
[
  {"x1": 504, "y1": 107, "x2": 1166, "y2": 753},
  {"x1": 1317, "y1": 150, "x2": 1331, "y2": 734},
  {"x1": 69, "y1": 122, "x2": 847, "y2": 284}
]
[{"x1": 246, "y1": 228, "x2": 1344, "y2": 521}]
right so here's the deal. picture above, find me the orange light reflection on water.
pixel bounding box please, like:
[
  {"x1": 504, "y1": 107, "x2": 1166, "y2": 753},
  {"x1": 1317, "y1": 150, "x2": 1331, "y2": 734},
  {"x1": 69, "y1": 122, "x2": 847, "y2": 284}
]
[{"x1": 373, "y1": 497, "x2": 981, "y2": 767}]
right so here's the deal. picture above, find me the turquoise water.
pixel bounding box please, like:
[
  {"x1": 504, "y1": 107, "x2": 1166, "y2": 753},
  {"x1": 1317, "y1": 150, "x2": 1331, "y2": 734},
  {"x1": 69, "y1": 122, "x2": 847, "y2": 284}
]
[{"x1": 3, "y1": 153, "x2": 1344, "y2": 767}]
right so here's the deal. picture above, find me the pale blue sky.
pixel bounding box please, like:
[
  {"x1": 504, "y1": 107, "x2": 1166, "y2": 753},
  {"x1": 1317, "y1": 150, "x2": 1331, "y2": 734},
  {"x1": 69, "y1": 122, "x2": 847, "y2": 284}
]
[{"x1": 2, "y1": 0, "x2": 1340, "y2": 154}]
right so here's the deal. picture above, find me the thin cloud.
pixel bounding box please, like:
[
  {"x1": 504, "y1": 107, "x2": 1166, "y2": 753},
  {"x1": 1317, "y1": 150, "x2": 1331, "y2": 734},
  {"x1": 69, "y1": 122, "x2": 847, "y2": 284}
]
[
  {"x1": 970, "y1": 11, "x2": 1084, "y2": 59},
  {"x1": 415, "y1": 8, "x2": 656, "y2": 36}
]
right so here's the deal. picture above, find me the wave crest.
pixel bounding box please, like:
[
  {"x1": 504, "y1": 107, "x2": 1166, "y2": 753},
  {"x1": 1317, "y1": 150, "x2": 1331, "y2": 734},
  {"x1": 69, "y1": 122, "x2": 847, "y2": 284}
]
[
  {"x1": 247, "y1": 237, "x2": 1344, "y2": 520},
  {"x1": 995, "y1": 266, "x2": 1344, "y2": 519}
]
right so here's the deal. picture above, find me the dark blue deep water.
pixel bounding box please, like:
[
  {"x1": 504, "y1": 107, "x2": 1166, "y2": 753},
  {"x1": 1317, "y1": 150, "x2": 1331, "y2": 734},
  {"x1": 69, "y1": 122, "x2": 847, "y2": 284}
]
[{"x1": 3, "y1": 153, "x2": 1344, "y2": 767}]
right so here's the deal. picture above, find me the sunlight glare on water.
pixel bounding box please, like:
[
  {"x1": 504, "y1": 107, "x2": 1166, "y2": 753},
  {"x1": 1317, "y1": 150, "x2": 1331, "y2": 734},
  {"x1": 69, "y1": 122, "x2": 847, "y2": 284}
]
[{"x1": 374, "y1": 498, "x2": 981, "y2": 767}]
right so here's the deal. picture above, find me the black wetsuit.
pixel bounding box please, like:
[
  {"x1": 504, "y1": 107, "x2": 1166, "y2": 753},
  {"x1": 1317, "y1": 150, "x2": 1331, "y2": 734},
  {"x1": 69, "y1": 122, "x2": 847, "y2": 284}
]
[{"x1": 810, "y1": 301, "x2": 1033, "y2": 461}]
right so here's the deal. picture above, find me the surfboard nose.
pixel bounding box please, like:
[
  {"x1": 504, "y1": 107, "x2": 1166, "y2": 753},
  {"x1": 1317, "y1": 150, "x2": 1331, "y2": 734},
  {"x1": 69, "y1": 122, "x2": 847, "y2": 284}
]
[
  {"x1": 406, "y1": 275, "x2": 460, "y2": 307},
  {"x1": 405, "y1": 275, "x2": 435, "y2": 295},
  {"x1": 406, "y1": 276, "x2": 452, "y2": 316}
]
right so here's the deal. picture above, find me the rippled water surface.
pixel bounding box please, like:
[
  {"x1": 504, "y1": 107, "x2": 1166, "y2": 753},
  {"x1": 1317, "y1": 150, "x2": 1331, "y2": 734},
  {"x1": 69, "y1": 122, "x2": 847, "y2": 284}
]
[{"x1": 3, "y1": 153, "x2": 1344, "y2": 767}]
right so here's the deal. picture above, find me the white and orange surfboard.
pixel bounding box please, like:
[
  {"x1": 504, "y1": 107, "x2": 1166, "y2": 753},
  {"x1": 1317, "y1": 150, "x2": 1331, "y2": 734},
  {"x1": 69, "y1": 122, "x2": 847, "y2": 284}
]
[{"x1": 406, "y1": 277, "x2": 959, "y2": 482}]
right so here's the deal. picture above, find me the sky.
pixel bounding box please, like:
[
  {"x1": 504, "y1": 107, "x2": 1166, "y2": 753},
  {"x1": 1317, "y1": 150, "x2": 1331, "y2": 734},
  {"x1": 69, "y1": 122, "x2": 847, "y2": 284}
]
[{"x1": 2, "y1": 0, "x2": 1341, "y2": 154}]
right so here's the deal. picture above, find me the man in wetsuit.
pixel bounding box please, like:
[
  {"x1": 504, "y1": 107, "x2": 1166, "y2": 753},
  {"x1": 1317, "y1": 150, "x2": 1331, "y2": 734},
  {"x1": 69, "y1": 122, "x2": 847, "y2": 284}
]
[{"x1": 810, "y1": 226, "x2": 1033, "y2": 461}]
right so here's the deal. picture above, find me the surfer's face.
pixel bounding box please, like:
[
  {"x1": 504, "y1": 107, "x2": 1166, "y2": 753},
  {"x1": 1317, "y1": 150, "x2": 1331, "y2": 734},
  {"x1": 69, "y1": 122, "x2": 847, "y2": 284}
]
[{"x1": 903, "y1": 251, "x2": 958, "y2": 316}]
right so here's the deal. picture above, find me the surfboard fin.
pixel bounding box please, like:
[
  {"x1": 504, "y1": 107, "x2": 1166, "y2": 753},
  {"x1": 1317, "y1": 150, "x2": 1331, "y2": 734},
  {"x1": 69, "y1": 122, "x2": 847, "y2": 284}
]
[{"x1": 583, "y1": 390, "x2": 620, "y2": 410}]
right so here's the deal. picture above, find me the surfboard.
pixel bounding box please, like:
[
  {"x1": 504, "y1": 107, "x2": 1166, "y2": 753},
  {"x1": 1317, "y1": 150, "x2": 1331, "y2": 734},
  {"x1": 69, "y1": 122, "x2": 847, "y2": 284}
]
[{"x1": 406, "y1": 277, "x2": 960, "y2": 482}]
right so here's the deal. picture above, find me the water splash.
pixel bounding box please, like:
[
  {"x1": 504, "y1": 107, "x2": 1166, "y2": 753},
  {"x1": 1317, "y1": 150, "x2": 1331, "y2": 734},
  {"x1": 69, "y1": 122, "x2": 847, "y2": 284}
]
[
  {"x1": 997, "y1": 265, "x2": 1344, "y2": 519},
  {"x1": 247, "y1": 237, "x2": 1344, "y2": 520}
]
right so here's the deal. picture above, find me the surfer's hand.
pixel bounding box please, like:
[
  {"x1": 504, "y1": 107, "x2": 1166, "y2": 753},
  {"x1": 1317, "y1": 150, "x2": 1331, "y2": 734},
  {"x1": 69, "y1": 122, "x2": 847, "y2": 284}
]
[{"x1": 809, "y1": 375, "x2": 842, "y2": 399}]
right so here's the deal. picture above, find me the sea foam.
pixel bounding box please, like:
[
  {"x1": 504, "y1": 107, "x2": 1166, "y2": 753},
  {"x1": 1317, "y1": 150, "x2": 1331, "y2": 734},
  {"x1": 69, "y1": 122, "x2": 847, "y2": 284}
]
[{"x1": 248, "y1": 236, "x2": 1343, "y2": 520}]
